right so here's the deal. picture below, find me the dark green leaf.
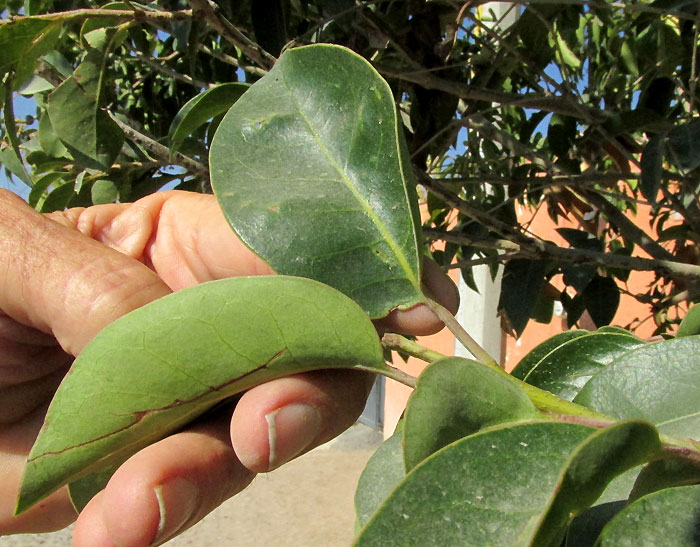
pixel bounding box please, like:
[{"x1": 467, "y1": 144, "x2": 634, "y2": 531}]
[
  {"x1": 630, "y1": 458, "x2": 700, "y2": 501},
  {"x1": 355, "y1": 422, "x2": 594, "y2": 546},
  {"x1": 640, "y1": 135, "x2": 663, "y2": 204},
  {"x1": 28, "y1": 171, "x2": 64, "y2": 208},
  {"x1": 511, "y1": 330, "x2": 591, "y2": 381},
  {"x1": 574, "y1": 336, "x2": 700, "y2": 440},
  {"x1": 169, "y1": 83, "x2": 248, "y2": 156},
  {"x1": 210, "y1": 44, "x2": 423, "y2": 319},
  {"x1": 17, "y1": 276, "x2": 385, "y2": 514},
  {"x1": 251, "y1": 0, "x2": 289, "y2": 57},
  {"x1": 598, "y1": 485, "x2": 700, "y2": 546},
  {"x1": 47, "y1": 37, "x2": 125, "y2": 171},
  {"x1": 582, "y1": 275, "x2": 620, "y2": 328},
  {"x1": 515, "y1": 332, "x2": 644, "y2": 401},
  {"x1": 666, "y1": 119, "x2": 700, "y2": 172},
  {"x1": 499, "y1": 259, "x2": 547, "y2": 337},
  {"x1": 354, "y1": 431, "x2": 405, "y2": 530},
  {"x1": 0, "y1": 18, "x2": 61, "y2": 80},
  {"x1": 402, "y1": 357, "x2": 539, "y2": 471},
  {"x1": 565, "y1": 502, "x2": 626, "y2": 547}
]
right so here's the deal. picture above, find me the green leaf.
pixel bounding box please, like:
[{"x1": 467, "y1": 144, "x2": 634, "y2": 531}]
[
  {"x1": 574, "y1": 336, "x2": 700, "y2": 439},
  {"x1": 511, "y1": 330, "x2": 591, "y2": 381},
  {"x1": 402, "y1": 357, "x2": 539, "y2": 471},
  {"x1": 91, "y1": 179, "x2": 119, "y2": 204},
  {"x1": 28, "y1": 171, "x2": 65, "y2": 209},
  {"x1": 210, "y1": 44, "x2": 423, "y2": 319},
  {"x1": 0, "y1": 18, "x2": 62, "y2": 81},
  {"x1": 68, "y1": 463, "x2": 120, "y2": 513},
  {"x1": 38, "y1": 110, "x2": 68, "y2": 158},
  {"x1": 677, "y1": 304, "x2": 700, "y2": 337},
  {"x1": 565, "y1": 502, "x2": 626, "y2": 547},
  {"x1": 640, "y1": 135, "x2": 663, "y2": 204},
  {"x1": 666, "y1": 119, "x2": 700, "y2": 172},
  {"x1": 355, "y1": 422, "x2": 594, "y2": 546},
  {"x1": 354, "y1": 431, "x2": 405, "y2": 531},
  {"x1": 629, "y1": 458, "x2": 700, "y2": 501},
  {"x1": 17, "y1": 276, "x2": 385, "y2": 514},
  {"x1": 513, "y1": 332, "x2": 644, "y2": 401},
  {"x1": 582, "y1": 275, "x2": 620, "y2": 328},
  {"x1": 47, "y1": 37, "x2": 124, "y2": 171},
  {"x1": 597, "y1": 485, "x2": 700, "y2": 546},
  {"x1": 499, "y1": 259, "x2": 547, "y2": 337},
  {"x1": 532, "y1": 420, "x2": 661, "y2": 546},
  {"x1": 0, "y1": 146, "x2": 32, "y2": 185},
  {"x1": 169, "y1": 83, "x2": 248, "y2": 156}
]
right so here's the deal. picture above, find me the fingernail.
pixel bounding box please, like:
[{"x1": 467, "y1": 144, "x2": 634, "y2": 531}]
[
  {"x1": 152, "y1": 477, "x2": 199, "y2": 545},
  {"x1": 264, "y1": 404, "x2": 322, "y2": 471}
]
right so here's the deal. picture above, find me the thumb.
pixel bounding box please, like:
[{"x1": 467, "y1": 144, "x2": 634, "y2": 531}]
[{"x1": 0, "y1": 190, "x2": 171, "y2": 356}]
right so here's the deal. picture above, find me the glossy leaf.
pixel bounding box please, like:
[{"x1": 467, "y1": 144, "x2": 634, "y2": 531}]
[
  {"x1": 597, "y1": 485, "x2": 700, "y2": 546},
  {"x1": 511, "y1": 330, "x2": 591, "y2": 380},
  {"x1": 210, "y1": 44, "x2": 423, "y2": 319},
  {"x1": 575, "y1": 336, "x2": 700, "y2": 440},
  {"x1": 17, "y1": 276, "x2": 385, "y2": 513},
  {"x1": 677, "y1": 304, "x2": 700, "y2": 337},
  {"x1": 168, "y1": 83, "x2": 248, "y2": 156},
  {"x1": 402, "y1": 357, "x2": 539, "y2": 471},
  {"x1": 354, "y1": 431, "x2": 405, "y2": 530},
  {"x1": 513, "y1": 332, "x2": 645, "y2": 401},
  {"x1": 355, "y1": 422, "x2": 594, "y2": 546}
]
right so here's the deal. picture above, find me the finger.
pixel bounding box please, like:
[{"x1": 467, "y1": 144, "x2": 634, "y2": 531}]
[
  {"x1": 376, "y1": 258, "x2": 459, "y2": 336},
  {"x1": 0, "y1": 189, "x2": 171, "y2": 356},
  {"x1": 48, "y1": 191, "x2": 273, "y2": 292},
  {"x1": 73, "y1": 407, "x2": 254, "y2": 547},
  {"x1": 230, "y1": 369, "x2": 375, "y2": 473}
]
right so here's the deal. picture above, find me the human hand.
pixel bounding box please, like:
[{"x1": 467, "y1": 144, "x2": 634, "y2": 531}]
[{"x1": 0, "y1": 189, "x2": 458, "y2": 545}]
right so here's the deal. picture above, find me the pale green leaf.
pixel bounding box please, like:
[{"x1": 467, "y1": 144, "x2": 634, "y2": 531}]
[
  {"x1": 354, "y1": 431, "x2": 405, "y2": 530},
  {"x1": 17, "y1": 276, "x2": 385, "y2": 514}
]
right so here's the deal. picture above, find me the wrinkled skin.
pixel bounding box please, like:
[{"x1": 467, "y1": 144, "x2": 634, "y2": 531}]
[{"x1": 0, "y1": 190, "x2": 458, "y2": 546}]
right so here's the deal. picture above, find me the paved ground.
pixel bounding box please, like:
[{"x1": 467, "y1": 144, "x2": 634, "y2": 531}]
[{"x1": 2, "y1": 424, "x2": 383, "y2": 546}]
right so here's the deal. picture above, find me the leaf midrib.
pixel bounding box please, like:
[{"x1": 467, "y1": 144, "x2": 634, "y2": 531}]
[{"x1": 279, "y1": 72, "x2": 421, "y2": 293}]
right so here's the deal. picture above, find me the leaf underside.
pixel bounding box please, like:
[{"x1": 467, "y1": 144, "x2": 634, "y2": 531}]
[{"x1": 17, "y1": 276, "x2": 385, "y2": 514}]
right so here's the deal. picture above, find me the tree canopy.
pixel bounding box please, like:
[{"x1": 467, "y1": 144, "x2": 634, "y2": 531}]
[{"x1": 1, "y1": 0, "x2": 699, "y2": 335}]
